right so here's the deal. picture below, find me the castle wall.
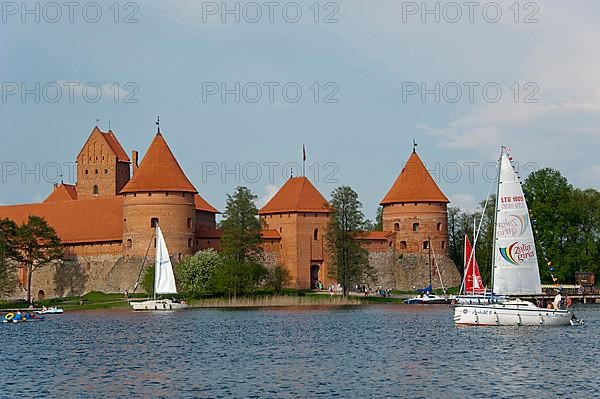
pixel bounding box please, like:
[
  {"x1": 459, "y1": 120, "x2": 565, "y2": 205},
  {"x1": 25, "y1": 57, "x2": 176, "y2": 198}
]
[
  {"x1": 382, "y1": 202, "x2": 449, "y2": 255},
  {"x1": 261, "y1": 212, "x2": 332, "y2": 289},
  {"x1": 123, "y1": 192, "x2": 196, "y2": 260},
  {"x1": 8, "y1": 255, "x2": 145, "y2": 301},
  {"x1": 368, "y1": 251, "x2": 462, "y2": 291}
]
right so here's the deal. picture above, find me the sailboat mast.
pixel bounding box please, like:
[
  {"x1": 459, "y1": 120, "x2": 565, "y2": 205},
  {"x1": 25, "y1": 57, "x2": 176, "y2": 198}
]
[
  {"x1": 153, "y1": 224, "x2": 158, "y2": 301},
  {"x1": 490, "y1": 146, "x2": 504, "y2": 294},
  {"x1": 428, "y1": 236, "x2": 432, "y2": 288},
  {"x1": 472, "y1": 216, "x2": 476, "y2": 295}
]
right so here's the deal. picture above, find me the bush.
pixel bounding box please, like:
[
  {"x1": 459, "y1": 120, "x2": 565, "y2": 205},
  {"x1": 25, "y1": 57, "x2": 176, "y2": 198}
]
[{"x1": 176, "y1": 249, "x2": 223, "y2": 295}]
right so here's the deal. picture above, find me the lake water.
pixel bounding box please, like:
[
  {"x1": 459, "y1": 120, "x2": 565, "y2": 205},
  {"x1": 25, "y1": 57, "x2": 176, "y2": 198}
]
[{"x1": 1, "y1": 304, "x2": 599, "y2": 398}]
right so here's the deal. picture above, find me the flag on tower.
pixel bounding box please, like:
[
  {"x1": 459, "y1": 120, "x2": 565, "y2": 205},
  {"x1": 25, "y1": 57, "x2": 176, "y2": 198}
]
[{"x1": 303, "y1": 145, "x2": 307, "y2": 161}]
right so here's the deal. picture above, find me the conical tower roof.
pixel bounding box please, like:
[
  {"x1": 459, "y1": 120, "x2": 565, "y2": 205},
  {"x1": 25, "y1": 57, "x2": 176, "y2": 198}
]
[
  {"x1": 259, "y1": 177, "x2": 330, "y2": 214},
  {"x1": 380, "y1": 150, "x2": 449, "y2": 205},
  {"x1": 121, "y1": 133, "x2": 197, "y2": 194}
]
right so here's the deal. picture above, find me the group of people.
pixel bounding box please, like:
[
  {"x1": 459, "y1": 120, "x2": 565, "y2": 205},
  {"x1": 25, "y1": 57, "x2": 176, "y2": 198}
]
[{"x1": 2, "y1": 310, "x2": 41, "y2": 322}]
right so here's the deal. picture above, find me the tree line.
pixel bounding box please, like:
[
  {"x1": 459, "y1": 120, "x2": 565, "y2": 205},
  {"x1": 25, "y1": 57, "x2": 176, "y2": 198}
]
[{"x1": 448, "y1": 168, "x2": 600, "y2": 285}]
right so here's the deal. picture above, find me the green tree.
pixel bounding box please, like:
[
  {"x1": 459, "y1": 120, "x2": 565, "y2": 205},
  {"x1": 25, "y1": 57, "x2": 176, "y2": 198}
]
[
  {"x1": 141, "y1": 265, "x2": 155, "y2": 294},
  {"x1": 326, "y1": 186, "x2": 372, "y2": 297},
  {"x1": 217, "y1": 186, "x2": 266, "y2": 297},
  {"x1": 267, "y1": 264, "x2": 292, "y2": 294},
  {"x1": 373, "y1": 206, "x2": 384, "y2": 231},
  {"x1": 13, "y1": 216, "x2": 63, "y2": 304},
  {"x1": 221, "y1": 186, "x2": 263, "y2": 263},
  {"x1": 0, "y1": 218, "x2": 18, "y2": 298},
  {"x1": 177, "y1": 249, "x2": 223, "y2": 294}
]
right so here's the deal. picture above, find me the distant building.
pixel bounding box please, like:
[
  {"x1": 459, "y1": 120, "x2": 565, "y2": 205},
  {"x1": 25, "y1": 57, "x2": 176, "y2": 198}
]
[{"x1": 0, "y1": 127, "x2": 460, "y2": 299}]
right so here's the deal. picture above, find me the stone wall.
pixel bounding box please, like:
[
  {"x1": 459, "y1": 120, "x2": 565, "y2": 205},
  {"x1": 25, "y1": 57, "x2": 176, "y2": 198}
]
[
  {"x1": 4, "y1": 255, "x2": 145, "y2": 301},
  {"x1": 369, "y1": 250, "x2": 462, "y2": 291}
]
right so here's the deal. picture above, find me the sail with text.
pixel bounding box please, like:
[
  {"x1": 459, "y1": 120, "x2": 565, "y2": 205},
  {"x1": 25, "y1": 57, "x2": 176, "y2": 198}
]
[
  {"x1": 493, "y1": 149, "x2": 542, "y2": 295},
  {"x1": 464, "y1": 235, "x2": 484, "y2": 294}
]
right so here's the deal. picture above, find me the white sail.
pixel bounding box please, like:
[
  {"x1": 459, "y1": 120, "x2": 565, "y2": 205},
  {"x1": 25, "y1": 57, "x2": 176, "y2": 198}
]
[
  {"x1": 154, "y1": 226, "x2": 178, "y2": 295},
  {"x1": 493, "y1": 151, "x2": 542, "y2": 295}
]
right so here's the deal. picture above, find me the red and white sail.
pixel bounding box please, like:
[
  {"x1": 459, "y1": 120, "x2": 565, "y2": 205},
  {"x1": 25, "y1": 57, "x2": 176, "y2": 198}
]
[{"x1": 464, "y1": 235, "x2": 484, "y2": 294}]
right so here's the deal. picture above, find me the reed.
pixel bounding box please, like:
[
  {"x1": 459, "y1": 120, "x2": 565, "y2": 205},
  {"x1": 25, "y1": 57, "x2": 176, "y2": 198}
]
[{"x1": 189, "y1": 295, "x2": 362, "y2": 308}]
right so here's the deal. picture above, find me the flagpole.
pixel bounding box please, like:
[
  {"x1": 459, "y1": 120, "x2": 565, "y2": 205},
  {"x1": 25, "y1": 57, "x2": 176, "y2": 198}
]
[{"x1": 302, "y1": 145, "x2": 306, "y2": 177}]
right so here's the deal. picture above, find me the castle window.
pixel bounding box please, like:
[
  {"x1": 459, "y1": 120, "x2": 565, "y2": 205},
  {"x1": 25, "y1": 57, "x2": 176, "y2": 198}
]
[
  {"x1": 394, "y1": 223, "x2": 400, "y2": 232},
  {"x1": 280, "y1": 227, "x2": 282, "y2": 233},
  {"x1": 93, "y1": 185, "x2": 99, "y2": 195},
  {"x1": 437, "y1": 223, "x2": 442, "y2": 231},
  {"x1": 95, "y1": 169, "x2": 98, "y2": 174},
  {"x1": 441, "y1": 241, "x2": 446, "y2": 249},
  {"x1": 148, "y1": 193, "x2": 152, "y2": 197},
  {"x1": 423, "y1": 241, "x2": 430, "y2": 250},
  {"x1": 313, "y1": 228, "x2": 319, "y2": 240},
  {"x1": 389, "y1": 241, "x2": 393, "y2": 248},
  {"x1": 400, "y1": 241, "x2": 407, "y2": 249},
  {"x1": 413, "y1": 223, "x2": 419, "y2": 231},
  {"x1": 187, "y1": 218, "x2": 192, "y2": 228},
  {"x1": 85, "y1": 169, "x2": 88, "y2": 175},
  {"x1": 188, "y1": 238, "x2": 192, "y2": 248},
  {"x1": 414, "y1": 203, "x2": 417, "y2": 206},
  {"x1": 151, "y1": 218, "x2": 159, "y2": 228},
  {"x1": 154, "y1": 239, "x2": 157, "y2": 248},
  {"x1": 126, "y1": 239, "x2": 132, "y2": 249},
  {"x1": 104, "y1": 169, "x2": 108, "y2": 174}
]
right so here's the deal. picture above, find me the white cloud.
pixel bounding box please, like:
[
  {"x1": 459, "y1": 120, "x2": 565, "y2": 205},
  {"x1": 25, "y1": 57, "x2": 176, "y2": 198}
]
[
  {"x1": 448, "y1": 193, "x2": 478, "y2": 212},
  {"x1": 257, "y1": 184, "x2": 279, "y2": 207}
]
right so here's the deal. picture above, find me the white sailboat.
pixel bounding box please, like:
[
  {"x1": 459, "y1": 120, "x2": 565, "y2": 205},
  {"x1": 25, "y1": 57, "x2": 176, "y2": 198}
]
[
  {"x1": 131, "y1": 226, "x2": 189, "y2": 311},
  {"x1": 454, "y1": 147, "x2": 581, "y2": 326}
]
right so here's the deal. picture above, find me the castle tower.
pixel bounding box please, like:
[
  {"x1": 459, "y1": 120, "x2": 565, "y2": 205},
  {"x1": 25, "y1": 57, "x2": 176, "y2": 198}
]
[
  {"x1": 259, "y1": 177, "x2": 333, "y2": 289},
  {"x1": 76, "y1": 126, "x2": 130, "y2": 199},
  {"x1": 380, "y1": 148, "x2": 461, "y2": 289},
  {"x1": 381, "y1": 148, "x2": 449, "y2": 255},
  {"x1": 121, "y1": 131, "x2": 197, "y2": 260}
]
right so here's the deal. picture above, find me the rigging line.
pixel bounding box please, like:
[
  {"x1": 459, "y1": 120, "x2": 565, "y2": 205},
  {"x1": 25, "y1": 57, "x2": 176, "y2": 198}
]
[
  {"x1": 459, "y1": 175, "x2": 495, "y2": 295},
  {"x1": 132, "y1": 229, "x2": 156, "y2": 294}
]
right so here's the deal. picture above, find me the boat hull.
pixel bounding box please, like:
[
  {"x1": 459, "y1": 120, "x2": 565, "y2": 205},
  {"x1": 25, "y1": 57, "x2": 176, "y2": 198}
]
[
  {"x1": 130, "y1": 300, "x2": 189, "y2": 311},
  {"x1": 453, "y1": 294, "x2": 508, "y2": 305},
  {"x1": 454, "y1": 302, "x2": 574, "y2": 326}
]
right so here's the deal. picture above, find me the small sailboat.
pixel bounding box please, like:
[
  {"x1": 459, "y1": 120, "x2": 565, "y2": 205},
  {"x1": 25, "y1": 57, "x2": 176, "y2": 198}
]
[
  {"x1": 454, "y1": 234, "x2": 507, "y2": 305},
  {"x1": 454, "y1": 147, "x2": 581, "y2": 326},
  {"x1": 131, "y1": 225, "x2": 189, "y2": 311},
  {"x1": 405, "y1": 238, "x2": 453, "y2": 305}
]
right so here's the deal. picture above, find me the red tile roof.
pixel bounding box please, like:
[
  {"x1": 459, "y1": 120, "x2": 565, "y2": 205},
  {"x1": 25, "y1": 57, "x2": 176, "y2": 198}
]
[
  {"x1": 0, "y1": 197, "x2": 123, "y2": 244},
  {"x1": 357, "y1": 231, "x2": 395, "y2": 240},
  {"x1": 261, "y1": 229, "x2": 281, "y2": 239},
  {"x1": 121, "y1": 133, "x2": 197, "y2": 194},
  {"x1": 194, "y1": 194, "x2": 219, "y2": 214},
  {"x1": 259, "y1": 177, "x2": 330, "y2": 215},
  {"x1": 102, "y1": 130, "x2": 130, "y2": 163},
  {"x1": 381, "y1": 151, "x2": 449, "y2": 205},
  {"x1": 44, "y1": 184, "x2": 78, "y2": 202}
]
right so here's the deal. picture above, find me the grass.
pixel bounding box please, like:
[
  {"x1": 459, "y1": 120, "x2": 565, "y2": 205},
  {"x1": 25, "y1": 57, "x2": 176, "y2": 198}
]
[{"x1": 0, "y1": 291, "x2": 146, "y2": 311}]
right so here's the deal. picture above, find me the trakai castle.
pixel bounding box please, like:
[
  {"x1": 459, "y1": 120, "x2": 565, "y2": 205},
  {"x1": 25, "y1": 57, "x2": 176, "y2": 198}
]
[{"x1": 0, "y1": 126, "x2": 461, "y2": 299}]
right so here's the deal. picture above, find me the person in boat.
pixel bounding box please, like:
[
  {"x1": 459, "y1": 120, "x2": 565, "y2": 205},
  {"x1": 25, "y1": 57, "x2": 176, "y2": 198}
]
[
  {"x1": 553, "y1": 292, "x2": 563, "y2": 310},
  {"x1": 14, "y1": 311, "x2": 23, "y2": 321},
  {"x1": 42, "y1": 306, "x2": 48, "y2": 312}
]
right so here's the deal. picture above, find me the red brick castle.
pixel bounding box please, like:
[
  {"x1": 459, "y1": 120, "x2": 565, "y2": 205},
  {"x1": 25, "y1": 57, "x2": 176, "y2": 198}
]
[{"x1": 0, "y1": 127, "x2": 460, "y2": 299}]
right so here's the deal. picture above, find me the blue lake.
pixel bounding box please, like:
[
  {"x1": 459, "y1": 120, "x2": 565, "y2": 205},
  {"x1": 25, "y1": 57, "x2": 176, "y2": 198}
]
[{"x1": 1, "y1": 304, "x2": 599, "y2": 398}]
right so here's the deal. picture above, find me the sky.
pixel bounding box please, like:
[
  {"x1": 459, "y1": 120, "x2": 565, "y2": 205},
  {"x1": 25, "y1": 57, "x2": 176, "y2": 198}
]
[{"x1": 1, "y1": 1, "x2": 600, "y2": 219}]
